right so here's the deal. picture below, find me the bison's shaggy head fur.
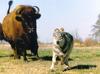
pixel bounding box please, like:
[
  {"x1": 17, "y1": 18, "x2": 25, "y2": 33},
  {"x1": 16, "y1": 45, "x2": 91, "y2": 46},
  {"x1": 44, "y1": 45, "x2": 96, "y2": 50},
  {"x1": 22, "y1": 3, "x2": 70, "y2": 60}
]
[{"x1": 3, "y1": 5, "x2": 41, "y2": 40}]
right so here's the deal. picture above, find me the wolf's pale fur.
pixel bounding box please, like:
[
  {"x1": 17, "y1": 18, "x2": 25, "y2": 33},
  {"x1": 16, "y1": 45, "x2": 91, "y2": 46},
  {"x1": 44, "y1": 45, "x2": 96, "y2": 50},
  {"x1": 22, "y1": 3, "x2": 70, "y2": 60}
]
[{"x1": 50, "y1": 28, "x2": 73, "y2": 71}]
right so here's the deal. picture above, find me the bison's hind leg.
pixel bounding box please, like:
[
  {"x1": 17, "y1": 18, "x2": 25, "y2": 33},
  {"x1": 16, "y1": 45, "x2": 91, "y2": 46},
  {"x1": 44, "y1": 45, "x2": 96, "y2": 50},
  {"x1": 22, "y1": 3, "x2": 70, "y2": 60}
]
[
  {"x1": 17, "y1": 48, "x2": 28, "y2": 62},
  {"x1": 11, "y1": 47, "x2": 20, "y2": 59}
]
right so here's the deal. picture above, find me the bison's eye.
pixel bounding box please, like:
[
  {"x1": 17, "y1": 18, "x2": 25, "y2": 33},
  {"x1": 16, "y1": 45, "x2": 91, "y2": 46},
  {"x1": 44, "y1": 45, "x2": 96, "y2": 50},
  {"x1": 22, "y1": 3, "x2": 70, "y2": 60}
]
[{"x1": 16, "y1": 15, "x2": 23, "y2": 21}]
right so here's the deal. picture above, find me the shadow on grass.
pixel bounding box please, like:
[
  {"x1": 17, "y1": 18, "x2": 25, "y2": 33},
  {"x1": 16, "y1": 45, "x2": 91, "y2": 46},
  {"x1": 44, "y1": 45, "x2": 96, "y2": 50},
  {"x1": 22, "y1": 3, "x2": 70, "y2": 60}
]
[
  {"x1": 0, "y1": 54, "x2": 12, "y2": 58},
  {"x1": 40, "y1": 56, "x2": 52, "y2": 61},
  {"x1": 70, "y1": 64, "x2": 97, "y2": 70},
  {"x1": 0, "y1": 54, "x2": 33, "y2": 58},
  {"x1": 40, "y1": 56, "x2": 73, "y2": 61}
]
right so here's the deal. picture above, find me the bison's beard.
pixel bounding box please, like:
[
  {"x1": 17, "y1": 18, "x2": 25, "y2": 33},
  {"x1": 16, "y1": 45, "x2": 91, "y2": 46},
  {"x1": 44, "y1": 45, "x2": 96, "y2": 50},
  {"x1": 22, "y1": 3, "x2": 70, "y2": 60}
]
[
  {"x1": 17, "y1": 30, "x2": 38, "y2": 56},
  {"x1": 17, "y1": 13, "x2": 39, "y2": 56}
]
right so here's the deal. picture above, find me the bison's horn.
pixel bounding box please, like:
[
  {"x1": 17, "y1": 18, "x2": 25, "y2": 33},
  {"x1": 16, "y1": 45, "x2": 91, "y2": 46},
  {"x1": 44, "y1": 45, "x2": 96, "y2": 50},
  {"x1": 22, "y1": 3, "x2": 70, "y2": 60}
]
[
  {"x1": 16, "y1": 9, "x2": 21, "y2": 14},
  {"x1": 16, "y1": 8, "x2": 23, "y2": 14},
  {"x1": 33, "y1": 6, "x2": 40, "y2": 13}
]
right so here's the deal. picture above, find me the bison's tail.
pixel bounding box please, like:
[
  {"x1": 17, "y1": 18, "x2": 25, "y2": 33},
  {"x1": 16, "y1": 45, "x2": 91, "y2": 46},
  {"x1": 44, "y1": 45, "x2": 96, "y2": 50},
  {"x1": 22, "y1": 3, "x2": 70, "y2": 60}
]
[{"x1": 7, "y1": 0, "x2": 13, "y2": 14}]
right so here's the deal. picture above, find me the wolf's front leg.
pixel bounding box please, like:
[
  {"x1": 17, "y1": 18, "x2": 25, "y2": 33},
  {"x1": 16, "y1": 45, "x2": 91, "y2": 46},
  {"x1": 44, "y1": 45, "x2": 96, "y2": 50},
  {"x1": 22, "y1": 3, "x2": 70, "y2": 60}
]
[{"x1": 50, "y1": 51, "x2": 57, "y2": 71}]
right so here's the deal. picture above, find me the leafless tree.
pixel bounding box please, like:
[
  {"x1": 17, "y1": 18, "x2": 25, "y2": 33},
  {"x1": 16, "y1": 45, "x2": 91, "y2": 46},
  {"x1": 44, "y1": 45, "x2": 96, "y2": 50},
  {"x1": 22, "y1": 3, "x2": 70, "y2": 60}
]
[{"x1": 92, "y1": 14, "x2": 100, "y2": 41}]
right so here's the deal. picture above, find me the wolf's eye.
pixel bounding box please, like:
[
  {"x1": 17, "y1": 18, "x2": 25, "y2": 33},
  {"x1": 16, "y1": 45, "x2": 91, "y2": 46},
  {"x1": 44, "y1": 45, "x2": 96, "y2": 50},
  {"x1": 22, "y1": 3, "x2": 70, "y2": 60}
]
[{"x1": 57, "y1": 41, "x2": 59, "y2": 44}]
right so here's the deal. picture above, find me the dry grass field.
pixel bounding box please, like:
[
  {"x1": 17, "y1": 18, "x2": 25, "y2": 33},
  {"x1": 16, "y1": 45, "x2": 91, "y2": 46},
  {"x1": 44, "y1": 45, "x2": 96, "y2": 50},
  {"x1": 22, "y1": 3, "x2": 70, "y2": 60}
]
[{"x1": 0, "y1": 43, "x2": 100, "y2": 74}]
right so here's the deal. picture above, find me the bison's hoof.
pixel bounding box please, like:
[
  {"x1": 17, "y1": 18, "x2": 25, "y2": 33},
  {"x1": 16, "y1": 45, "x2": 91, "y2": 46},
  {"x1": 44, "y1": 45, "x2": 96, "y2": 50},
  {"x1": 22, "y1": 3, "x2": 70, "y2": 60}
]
[
  {"x1": 24, "y1": 60, "x2": 29, "y2": 63},
  {"x1": 14, "y1": 55, "x2": 21, "y2": 59},
  {"x1": 9, "y1": 54, "x2": 14, "y2": 57},
  {"x1": 35, "y1": 56, "x2": 40, "y2": 60}
]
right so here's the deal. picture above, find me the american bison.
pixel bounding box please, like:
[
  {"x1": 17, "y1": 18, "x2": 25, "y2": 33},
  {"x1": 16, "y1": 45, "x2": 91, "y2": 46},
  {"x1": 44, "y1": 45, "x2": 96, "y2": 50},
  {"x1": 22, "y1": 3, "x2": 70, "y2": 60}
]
[
  {"x1": 2, "y1": 1, "x2": 41, "y2": 61},
  {"x1": 50, "y1": 27, "x2": 73, "y2": 71}
]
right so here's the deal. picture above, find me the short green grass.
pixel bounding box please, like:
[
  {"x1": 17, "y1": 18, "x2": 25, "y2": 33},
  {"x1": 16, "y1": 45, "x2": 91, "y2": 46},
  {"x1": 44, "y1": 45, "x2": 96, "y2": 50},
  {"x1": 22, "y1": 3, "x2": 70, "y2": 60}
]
[{"x1": 0, "y1": 47, "x2": 100, "y2": 74}]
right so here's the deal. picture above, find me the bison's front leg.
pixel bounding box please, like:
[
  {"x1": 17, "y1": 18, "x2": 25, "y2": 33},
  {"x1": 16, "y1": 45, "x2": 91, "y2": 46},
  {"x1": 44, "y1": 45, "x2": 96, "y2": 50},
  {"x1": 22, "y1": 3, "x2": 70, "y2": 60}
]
[
  {"x1": 30, "y1": 40, "x2": 39, "y2": 59},
  {"x1": 10, "y1": 42, "x2": 20, "y2": 59},
  {"x1": 22, "y1": 49, "x2": 28, "y2": 61},
  {"x1": 50, "y1": 51, "x2": 57, "y2": 71}
]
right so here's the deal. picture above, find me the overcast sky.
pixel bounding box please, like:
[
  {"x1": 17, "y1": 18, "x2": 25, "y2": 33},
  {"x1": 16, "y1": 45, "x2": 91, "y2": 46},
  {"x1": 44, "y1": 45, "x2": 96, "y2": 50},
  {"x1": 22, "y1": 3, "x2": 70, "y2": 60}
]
[{"x1": 0, "y1": 0, "x2": 100, "y2": 42}]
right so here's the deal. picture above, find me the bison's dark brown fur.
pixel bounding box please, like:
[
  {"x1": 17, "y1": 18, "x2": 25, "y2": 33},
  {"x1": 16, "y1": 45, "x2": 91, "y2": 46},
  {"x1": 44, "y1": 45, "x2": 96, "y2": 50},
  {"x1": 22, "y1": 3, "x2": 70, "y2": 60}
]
[
  {"x1": 0, "y1": 23, "x2": 4, "y2": 40},
  {"x1": 2, "y1": 5, "x2": 41, "y2": 61}
]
